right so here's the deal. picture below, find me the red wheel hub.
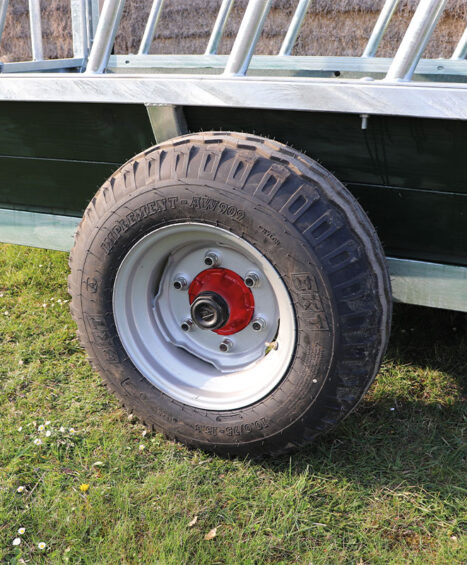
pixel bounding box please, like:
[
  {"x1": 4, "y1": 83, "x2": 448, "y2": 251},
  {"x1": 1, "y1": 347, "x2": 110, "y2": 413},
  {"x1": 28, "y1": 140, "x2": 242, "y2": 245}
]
[{"x1": 189, "y1": 268, "x2": 255, "y2": 335}]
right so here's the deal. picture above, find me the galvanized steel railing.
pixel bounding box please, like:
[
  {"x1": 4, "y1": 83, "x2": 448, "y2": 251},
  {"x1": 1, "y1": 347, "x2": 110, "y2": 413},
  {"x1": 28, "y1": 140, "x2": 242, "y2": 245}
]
[
  {"x1": 0, "y1": 0, "x2": 465, "y2": 79},
  {"x1": 0, "y1": 0, "x2": 99, "y2": 71}
]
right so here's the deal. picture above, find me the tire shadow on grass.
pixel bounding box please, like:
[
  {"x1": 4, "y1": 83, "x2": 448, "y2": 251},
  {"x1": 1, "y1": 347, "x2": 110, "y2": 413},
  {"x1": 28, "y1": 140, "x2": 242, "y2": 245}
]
[{"x1": 262, "y1": 304, "x2": 466, "y2": 495}]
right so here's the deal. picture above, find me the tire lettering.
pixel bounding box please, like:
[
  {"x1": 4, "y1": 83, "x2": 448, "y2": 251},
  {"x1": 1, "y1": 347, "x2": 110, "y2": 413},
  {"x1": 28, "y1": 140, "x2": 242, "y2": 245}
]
[
  {"x1": 196, "y1": 418, "x2": 269, "y2": 436},
  {"x1": 100, "y1": 197, "x2": 179, "y2": 254},
  {"x1": 188, "y1": 197, "x2": 245, "y2": 221},
  {"x1": 291, "y1": 274, "x2": 329, "y2": 330},
  {"x1": 292, "y1": 273, "x2": 318, "y2": 292},
  {"x1": 258, "y1": 225, "x2": 280, "y2": 246}
]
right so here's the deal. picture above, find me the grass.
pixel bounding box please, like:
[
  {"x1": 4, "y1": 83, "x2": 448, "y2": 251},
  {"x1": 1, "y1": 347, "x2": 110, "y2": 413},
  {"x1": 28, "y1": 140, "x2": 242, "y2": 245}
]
[{"x1": 0, "y1": 242, "x2": 465, "y2": 564}]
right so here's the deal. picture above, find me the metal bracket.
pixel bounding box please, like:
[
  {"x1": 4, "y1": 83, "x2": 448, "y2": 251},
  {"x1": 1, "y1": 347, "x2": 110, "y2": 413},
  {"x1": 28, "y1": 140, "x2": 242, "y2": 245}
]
[{"x1": 146, "y1": 104, "x2": 188, "y2": 144}]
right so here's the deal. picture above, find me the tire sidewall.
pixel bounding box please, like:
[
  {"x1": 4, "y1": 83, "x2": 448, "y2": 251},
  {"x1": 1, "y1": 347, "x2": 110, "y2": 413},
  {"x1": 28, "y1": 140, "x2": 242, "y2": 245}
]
[{"x1": 77, "y1": 180, "x2": 336, "y2": 450}]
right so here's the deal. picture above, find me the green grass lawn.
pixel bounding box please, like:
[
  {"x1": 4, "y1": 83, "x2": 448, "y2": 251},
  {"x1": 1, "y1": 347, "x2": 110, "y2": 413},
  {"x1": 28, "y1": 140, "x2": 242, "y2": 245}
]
[{"x1": 0, "y1": 243, "x2": 465, "y2": 564}]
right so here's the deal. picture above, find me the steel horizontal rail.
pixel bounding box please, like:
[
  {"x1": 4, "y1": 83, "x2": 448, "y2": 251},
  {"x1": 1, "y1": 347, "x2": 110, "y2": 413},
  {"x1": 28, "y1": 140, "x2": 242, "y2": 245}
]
[
  {"x1": 106, "y1": 53, "x2": 467, "y2": 79},
  {"x1": 0, "y1": 73, "x2": 466, "y2": 120},
  {"x1": 2, "y1": 58, "x2": 84, "y2": 73}
]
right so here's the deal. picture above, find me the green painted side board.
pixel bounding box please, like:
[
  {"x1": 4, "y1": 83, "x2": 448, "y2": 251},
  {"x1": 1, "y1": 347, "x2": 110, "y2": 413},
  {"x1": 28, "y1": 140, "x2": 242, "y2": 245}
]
[
  {"x1": 184, "y1": 107, "x2": 467, "y2": 195},
  {"x1": 0, "y1": 102, "x2": 465, "y2": 267}
]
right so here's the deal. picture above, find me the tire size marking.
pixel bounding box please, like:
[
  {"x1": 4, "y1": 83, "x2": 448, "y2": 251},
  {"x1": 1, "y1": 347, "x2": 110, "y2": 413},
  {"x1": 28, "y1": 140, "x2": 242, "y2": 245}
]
[
  {"x1": 195, "y1": 418, "x2": 269, "y2": 437},
  {"x1": 188, "y1": 196, "x2": 245, "y2": 221},
  {"x1": 100, "y1": 197, "x2": 179, "y2": 254}
]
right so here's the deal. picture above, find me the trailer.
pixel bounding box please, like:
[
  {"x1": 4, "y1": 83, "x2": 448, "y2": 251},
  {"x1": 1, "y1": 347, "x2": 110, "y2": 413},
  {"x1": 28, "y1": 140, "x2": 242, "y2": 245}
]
[{"x1": 0, "y1": 0, "x2": 465, "y2": 455}]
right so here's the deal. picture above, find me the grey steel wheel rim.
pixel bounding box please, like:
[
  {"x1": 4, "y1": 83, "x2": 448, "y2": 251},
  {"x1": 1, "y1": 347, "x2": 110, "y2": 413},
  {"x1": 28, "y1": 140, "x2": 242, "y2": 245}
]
[{"x1": 112, "y1": 223, "x2": 296, "y2": 410}]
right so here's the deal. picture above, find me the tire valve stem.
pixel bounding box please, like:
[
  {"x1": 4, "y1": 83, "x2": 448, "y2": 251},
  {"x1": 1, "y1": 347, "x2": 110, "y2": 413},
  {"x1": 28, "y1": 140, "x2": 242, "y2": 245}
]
[
  {"x1": 219, "y1": 339, "x2": 233, "y2": 353},
  {"x1": 181, "y1": 319, "x2": 193, "y2": 332},
  {"x1": 173, "y1": 276, "x2": 188, "y2": 291},
  {"x1": 265, "y1": 341, "x2": 278, "y2": 352}
]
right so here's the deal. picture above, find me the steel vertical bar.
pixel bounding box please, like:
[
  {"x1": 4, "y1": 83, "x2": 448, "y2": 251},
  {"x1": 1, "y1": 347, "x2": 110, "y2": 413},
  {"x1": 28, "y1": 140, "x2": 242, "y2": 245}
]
[
  {"x1": 451, "y1": 26, "x2": 467, "y2": 59},
  {"x1": 71, "y1": 0, "x2": 89, "y2": 59},
  {"x1": 137, "y1": 0, "x2": 164, "y2": 55},
  {"x1": 278, "y1": 0, "x2": 311, "y2": 56},
  {"x1": 0, "y1": 0, "x2": 8, "y2": 45},
  {"x1": 362, "y1": 0, "x2": 400, "y2": 57},
  {"x1": 87, "y1": 0, "x2": 101, "y2": 43},
  {"x1": 86, "y1": 0, "x2": 126, "y2": 74},
  {"x1": 205, "y1": 0, "x2": 234, "y2": 55},
  {"x1": 224, "y1": 0, "x2": 272, "y2": 76},
  {"x1": 28, "y1": 0, "x2": 43, "y2": 61},
  {"x1": 385, "y1": 0, "x2": 447, "y2": 81}
]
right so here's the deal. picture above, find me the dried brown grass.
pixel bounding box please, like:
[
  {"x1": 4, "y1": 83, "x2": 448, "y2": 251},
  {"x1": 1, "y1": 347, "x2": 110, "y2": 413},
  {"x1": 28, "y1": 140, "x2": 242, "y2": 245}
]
[{"x1": 1, "y1": 0, "x2": 466, "y2": 63}]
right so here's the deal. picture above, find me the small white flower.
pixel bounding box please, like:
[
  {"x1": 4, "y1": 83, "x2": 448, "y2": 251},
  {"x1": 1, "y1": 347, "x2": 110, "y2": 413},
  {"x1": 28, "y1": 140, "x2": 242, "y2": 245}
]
[
  {"x1": 45, "y1": 420, "x2": 51, "y2": 426},
  {"x1": 42, "y1": 303, "x2": 47, "y2": 308},
  {"x1": 4, "y1": 311, "x2": 9, "y2": 316},
  {"x1": 0, "y1": 292, "x2": 3, "y2": 297},
  {"x1": 39, "y1": 264, "x2": 43, "y2": 267},
  {"x1": 57, "y1": 299, "x2": 62, "y2": 304},
  {"x1": 142, "y1": 430, "x2": 147, "y2": 437},
  {"x1": 38, "y1": 424, "x2": 45, "y2": 432},
  {"x1": 34, "y1": 438, "x2": 42, "y2": 445},
  {"x1": 17, "y1": 486, "x2": 25, "y2": 493},
  {"x1": 59, "y1": 426, "x2": 66, "y2": 433},
  {"x1": 51, "y1": 297, "x2": 55, "y2": 301},
  {"x1": 139, "y1": 444, "x2": 146, "y2": 451},
  {"x1": 45, "y1": 430, "x2": 51, "y2": 437},
  {"x1": 18, "y1": 426, "x2": 23, "y2": 432},
  {"x1": 390, "y1": 407, "x2": 395, "y2": 411},
  {"x1": 69, "y1": 428, "x2": 76, "y2": 434},
  {"x1": 38, "y1": 542, "x2": 46, "y2": 550},
  {"x1": 18, "y1": 360, "x2": 24, "y2": 366},
  {"x1": 18, "y1": 528, "x2": 25, "y2": 535},
  {"x1": 63, "y1": 299, "x2": 69, "y2": 303},
  {"x1": 12, "y1": 537, "x2": 21, "y2": 546}
]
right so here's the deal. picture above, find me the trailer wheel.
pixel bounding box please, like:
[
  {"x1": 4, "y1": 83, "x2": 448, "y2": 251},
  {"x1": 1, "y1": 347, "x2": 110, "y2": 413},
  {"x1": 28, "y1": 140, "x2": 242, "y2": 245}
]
[{"x1": 69, "y1": 132, "x2": 391, "y2": 456}]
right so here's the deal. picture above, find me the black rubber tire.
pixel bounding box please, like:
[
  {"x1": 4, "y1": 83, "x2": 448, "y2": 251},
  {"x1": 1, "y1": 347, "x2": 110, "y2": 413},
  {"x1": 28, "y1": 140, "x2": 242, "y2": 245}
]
[{"x1": 68, "y1": 131, "x2": 392, "y2": 457}]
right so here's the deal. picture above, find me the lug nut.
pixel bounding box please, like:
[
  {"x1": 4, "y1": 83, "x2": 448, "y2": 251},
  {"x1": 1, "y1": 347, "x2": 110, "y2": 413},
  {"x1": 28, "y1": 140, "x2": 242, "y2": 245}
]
[
  {"x1": 204, "y1": 251, "x2": 220, "y2": 267},
  {"x1": 219, "y1": 338, "x2": 233, "y2": 352},
  {"x1": 181, "y1": 319, "x2": 193, "y2": 332},
  {"x1": 251, "y1": 317, "x2": 266, "y2": 332},
  {"x1": 244, "y1": 271, "x2": 260, "y2": 288},
  {"x1": 173, "y1": 276, "x2": 188, "y2": 291}
]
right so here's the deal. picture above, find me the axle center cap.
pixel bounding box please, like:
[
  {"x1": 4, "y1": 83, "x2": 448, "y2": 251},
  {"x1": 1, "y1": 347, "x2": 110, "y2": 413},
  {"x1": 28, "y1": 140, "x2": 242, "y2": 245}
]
[{"x1": 191, "y1": 292, "x2": 229, "y2": 330}]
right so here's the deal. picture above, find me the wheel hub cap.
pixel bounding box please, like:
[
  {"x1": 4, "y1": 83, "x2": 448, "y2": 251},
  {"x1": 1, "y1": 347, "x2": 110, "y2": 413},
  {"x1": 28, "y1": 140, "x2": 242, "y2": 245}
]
[{"x1": 189, "y1": 268, "x2": 254, "y2": 335}]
